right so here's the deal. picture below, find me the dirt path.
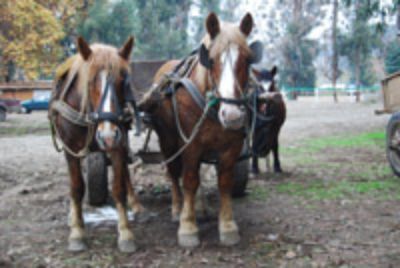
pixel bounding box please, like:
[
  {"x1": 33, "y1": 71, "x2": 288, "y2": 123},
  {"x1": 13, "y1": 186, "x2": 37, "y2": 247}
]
[{"x1": 0, "y1": 100, "x2": 398, "y2": 267}]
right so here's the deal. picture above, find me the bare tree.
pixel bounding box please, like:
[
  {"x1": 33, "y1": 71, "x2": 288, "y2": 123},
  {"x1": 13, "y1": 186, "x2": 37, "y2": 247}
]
[{"x1": 332, "y1": 0, "x2": 339, "y2": 102}]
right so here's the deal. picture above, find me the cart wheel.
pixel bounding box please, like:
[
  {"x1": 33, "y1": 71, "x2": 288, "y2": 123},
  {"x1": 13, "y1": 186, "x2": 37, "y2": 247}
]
[
  {"x1": 232, "y1": 159, "x2": 249, "y2": 198},
  {"x1": 386, "y1": 112, "x2": 400, "y2": 177},
  {"x1": 82, "y1": 152, "x2": 109, "y2": 206}
]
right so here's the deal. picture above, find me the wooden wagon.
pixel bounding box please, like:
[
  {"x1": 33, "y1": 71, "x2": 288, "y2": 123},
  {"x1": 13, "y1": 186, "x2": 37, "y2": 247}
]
[{"x1": 377, "y1": 71, "x2": 400, "y2": 177}]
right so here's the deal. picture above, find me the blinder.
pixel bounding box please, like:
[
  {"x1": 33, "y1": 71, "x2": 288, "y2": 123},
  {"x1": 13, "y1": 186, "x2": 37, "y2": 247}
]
[
  {"x1": 199, "y1": 44, "x2": 214, "y2": 69},
  {"x1": 248, "y1": 40, "x2": 263, "y2": 64}
]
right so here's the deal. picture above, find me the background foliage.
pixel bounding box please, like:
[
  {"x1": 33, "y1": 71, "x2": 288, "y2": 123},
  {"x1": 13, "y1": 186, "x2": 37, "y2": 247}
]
[{"x1": 0, "y1": 0, "x2": 400, "y2": 88}]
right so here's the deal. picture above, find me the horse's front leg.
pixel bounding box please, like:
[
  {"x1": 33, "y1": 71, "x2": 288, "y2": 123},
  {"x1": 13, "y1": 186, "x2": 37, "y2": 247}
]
[
  {"x1": 178, "y1": 155, "x2": 200, "y2": 248},
  {"x1": 167, "y1": 159, "x2": 183, "y2": 222},
  {"x1": 218, "y1": 150, "x2": 241, "y2": 246},
  {"x1": 65, "y1": 153, "x2": 86, "y2": 252},
  {"x1": 272, "y1": 138, "x2": 282, "y2": 173},
  {"x1": 251, "y1": 155, "x2": 259, "y2": 174},
  {"x1": 126, "y1": 172, "x2": 145, "y2": 217},
  {"x1": 110, "y1": 150, "x2": 137, "y2": 253}
]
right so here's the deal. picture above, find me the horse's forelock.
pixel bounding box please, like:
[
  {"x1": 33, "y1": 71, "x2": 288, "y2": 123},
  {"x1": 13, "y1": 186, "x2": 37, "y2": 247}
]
[
  {"x1": 58, "y1": 43, "x2": 130, "y2": 96},
  {"x1": 203, "y1": 22, "x2": 251, "y2": 59}
]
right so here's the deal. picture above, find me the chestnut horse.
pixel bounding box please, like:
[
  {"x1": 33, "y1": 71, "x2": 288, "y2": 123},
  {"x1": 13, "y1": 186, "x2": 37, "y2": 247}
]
[
  {"x1": 139, "y1": 12, "x2": 260, "y2": 248},
  {"x1": 49, "y1": 37, "x2": 142, "y2": 252},
  {"x1": 252, "y1": 66, "x2": 286, "y2": 174}
]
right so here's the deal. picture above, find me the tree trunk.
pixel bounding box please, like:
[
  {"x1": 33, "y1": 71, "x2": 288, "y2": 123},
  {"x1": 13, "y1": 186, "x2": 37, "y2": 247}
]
[
  {"x1": 397, "y1": 4, "x2": 400, "y2": 36},
  {"x1": 355, "y1": 46, "x2": 361, "y2": 102},
  {"x1": 332, "y1": 0, "x2": 339, "y2": 103},
  {"x1": 355, "y1": 0, "x2": 361, "y2": 103}
]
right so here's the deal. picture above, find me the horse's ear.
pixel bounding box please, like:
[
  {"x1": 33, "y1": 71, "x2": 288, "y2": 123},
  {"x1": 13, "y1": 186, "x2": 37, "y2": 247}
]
[
  {"x1": 119, "y1": 36, "x2": 135, "y2": 61},
  {"x1": 77, "y1": 36, "x2": 92, "y2": 60},
  {"x1": 271, "y1": 66, "x2": 278, "y2": 77},
  {"x1": 240, "y1": 13, "x2": 253, "y2": 36},
  {"x1": 206, "y1": 12, "x2": 220, "y2": 39}
]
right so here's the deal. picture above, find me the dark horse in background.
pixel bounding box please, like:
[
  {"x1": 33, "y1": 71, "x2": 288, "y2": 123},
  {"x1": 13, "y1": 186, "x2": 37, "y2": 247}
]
[
  {"x1": 251, "y1": 66, "x2": 286, "y2": 174},
  {"x1": 49, "y1": 37, "x2": 143, "y2": 252},
  {"x1": 139, "y1": 12, "x2": 260, "y2": 248}
]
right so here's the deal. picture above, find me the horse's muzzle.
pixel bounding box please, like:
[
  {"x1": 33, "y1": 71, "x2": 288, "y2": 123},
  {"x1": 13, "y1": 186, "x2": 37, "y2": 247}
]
[
  {"x1": 219, "y1": 105, "x2": 246, "y2": 130},
  {"x1": 96, "y1": 127, "x2": 122, "y2": 150}
]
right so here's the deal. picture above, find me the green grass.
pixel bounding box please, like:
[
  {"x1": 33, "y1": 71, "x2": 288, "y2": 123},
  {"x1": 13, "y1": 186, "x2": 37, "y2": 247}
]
[
  {"x1": 282, "y1": 131, "x2": 385, "y2": 157},
  {"x1": 308, "y1": 131, "x2": 385, "y2": 149},
  {"x1": 0, "y1": 123, "x2": 50, "y2": 136},
  {"x1": 248, "y1": 186, "x2": 269, "y2": 201},
  {"x1": 276, "y1": 179, "x2": 400, "y2": 200},
  {"x1": 281, "y1": 131, "x2": 386, "y2": 166},
  {"x1": 250, "y1": 130, "x2": 397, "y2": 202}
]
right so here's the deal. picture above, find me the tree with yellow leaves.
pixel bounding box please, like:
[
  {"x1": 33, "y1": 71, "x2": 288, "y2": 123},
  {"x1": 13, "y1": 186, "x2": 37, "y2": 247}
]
[{"x1": 0, "y1": 0, "x2": 91, "y2": 81}]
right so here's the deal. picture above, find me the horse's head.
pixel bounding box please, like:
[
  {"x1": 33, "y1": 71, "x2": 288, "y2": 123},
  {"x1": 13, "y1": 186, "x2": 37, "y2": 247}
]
[
  {"x1": 76, "y1": 36, "x2": 134, "y2": 150},
  {"x1": 199, "y1": 12, "x2": 262, "y2": 130},
  {"x1": 256, "y1": 66, "x2": 278, "y2": 92}
]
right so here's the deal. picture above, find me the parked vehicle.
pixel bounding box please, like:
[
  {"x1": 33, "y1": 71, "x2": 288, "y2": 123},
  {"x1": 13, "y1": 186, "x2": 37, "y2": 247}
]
[
  {"x1": 0, "y1": 98, "x2": 22, "y2": 121},
  {"x1": 0, "y1": 101, "x2": 6, "y2": 121},
  {"x1": 0, "y1": 98, "x2": 21, "y2": 113},
  {"x1": 21, "y1": 91, "x2": 50, "y2": 113},
  {"x1": 377, "y1": 71, "x2": 400, "y2": 177}
]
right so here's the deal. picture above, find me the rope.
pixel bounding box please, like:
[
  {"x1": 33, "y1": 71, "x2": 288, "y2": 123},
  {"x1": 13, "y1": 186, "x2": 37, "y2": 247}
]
[
  {"x1": 161, "y1": 99, "x2": 216, "y2": 166},
  {"x1": 50, "y1": 116, "x2": 95, "y2": 158},
  {"x1": 49, "y1": 61, "x2": 96, "y2": 158},
  {"x1": 171, "y1": 89, "x2": 190, "y2": 143}
]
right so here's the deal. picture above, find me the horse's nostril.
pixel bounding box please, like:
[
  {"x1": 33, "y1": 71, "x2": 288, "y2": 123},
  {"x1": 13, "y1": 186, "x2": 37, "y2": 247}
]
[{"x1": 221, "y1": 110, "x2": 226, "y2": 118}]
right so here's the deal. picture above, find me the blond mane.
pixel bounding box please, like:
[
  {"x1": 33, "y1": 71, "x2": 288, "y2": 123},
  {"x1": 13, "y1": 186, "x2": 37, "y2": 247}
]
[
  {"x1": 202, "y1": 22, "x2": 251, "y2": 58},
  {"x1": 194, "y1": 22, "x2": 251, "y2": 87},
  {"x1": 55, "y1": 44, "x2": 130, "y2": 94}
]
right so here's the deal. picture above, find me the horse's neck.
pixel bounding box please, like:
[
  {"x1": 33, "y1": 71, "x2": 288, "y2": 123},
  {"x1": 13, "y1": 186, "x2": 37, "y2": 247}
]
[{"x1": 190, "y1": 62, "x2": 211, "y2": 96}]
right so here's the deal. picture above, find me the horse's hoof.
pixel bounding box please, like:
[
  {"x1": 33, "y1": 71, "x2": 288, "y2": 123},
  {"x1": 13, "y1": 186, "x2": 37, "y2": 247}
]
[
  {"x1": 220, "y1": 231, "x2": 240, "y2": 246},
  {"x1": 118, "y1": 239, "x2": 137, "y2": 253},
  {"x1": 178, "y1": 233, "x2": 200, "y2": 248},
  {"x1": 68, "y1": 239, "x2": 87, "y2": 252}
]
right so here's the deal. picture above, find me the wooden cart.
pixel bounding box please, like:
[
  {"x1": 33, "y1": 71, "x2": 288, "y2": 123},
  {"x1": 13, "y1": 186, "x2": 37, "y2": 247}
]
[{"x1": 377, "y1": 71, "x2": 400, "y2": 177}]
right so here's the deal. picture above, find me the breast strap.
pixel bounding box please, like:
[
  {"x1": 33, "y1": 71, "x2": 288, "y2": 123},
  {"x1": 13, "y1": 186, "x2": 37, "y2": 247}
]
[{"x1": 174, "y1": 77, "x2": 219, "y2": 121}]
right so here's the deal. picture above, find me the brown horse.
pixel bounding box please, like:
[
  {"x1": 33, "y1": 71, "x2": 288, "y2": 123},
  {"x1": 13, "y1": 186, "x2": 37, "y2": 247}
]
[
  {"x1": 49, "y1": 37, "x2": 142, "y2": 252},
  {"x1": 252, "y1": 66, "x2": 286, "y2": 174},
  {"x1": 139, "y1": 12, "x2": 259, "y2": 248}
]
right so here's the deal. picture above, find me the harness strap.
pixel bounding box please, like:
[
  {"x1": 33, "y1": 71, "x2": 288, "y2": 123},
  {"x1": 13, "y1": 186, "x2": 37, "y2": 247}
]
[
  {"x1": 175, "y1": 78, "x2": 219, "y2": 121},
  {"x1": 51, "y1": 100, "x2": 94, "y2": 127}
]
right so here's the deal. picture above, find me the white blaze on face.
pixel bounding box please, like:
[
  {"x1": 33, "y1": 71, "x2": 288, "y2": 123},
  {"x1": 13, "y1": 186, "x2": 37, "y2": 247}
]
[
  {"x1": 218, "y1": 44, "x2": 239, "y2": 100},
  {"x1": 98, "y1": 70, "x2": 114, "y2": 138},
  {"x1": 262, "y1": 81, "x2": 272, "y2": 92},
  {"x1": 217, "y1": 44, "x2": 245, "y2": 129}
]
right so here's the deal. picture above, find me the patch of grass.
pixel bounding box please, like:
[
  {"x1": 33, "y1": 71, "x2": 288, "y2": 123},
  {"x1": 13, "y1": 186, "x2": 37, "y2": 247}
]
[
  {"x1": 282, "y1": 132, "x2": 385, "y2": 158},
  {"x1": 248, "y1": 185, "x2": 269, "y2": 201},
  {"x1": 307, "y1": 131, "x2": 385, "y2": 150},
  {"x1": 0, "y1": 123, "x2": 50, "y2": 136},
  {"x1": 280, "y1": 131, "x2": 386, "y2": 169},
  {"x1": 276, "y1": 179, "x2": 400, "y2": 200},
  {"x1": 350, "y1": 164, "x2": 393, "y2": 181}
]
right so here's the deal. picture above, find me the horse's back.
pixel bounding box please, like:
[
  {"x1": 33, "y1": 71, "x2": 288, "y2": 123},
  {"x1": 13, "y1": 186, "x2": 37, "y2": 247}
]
[
  {"x1": 130, "y1": 60, "x2": 167, "y2": 98},
  {"x1": 153, "y1": 60, "x2": 181, "y2": 83}
]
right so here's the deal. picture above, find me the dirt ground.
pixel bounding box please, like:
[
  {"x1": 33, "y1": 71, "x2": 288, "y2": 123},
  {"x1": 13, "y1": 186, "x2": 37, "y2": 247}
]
[{"x1": 1, "y1": 97, "x2": 399, "y2": 267}]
